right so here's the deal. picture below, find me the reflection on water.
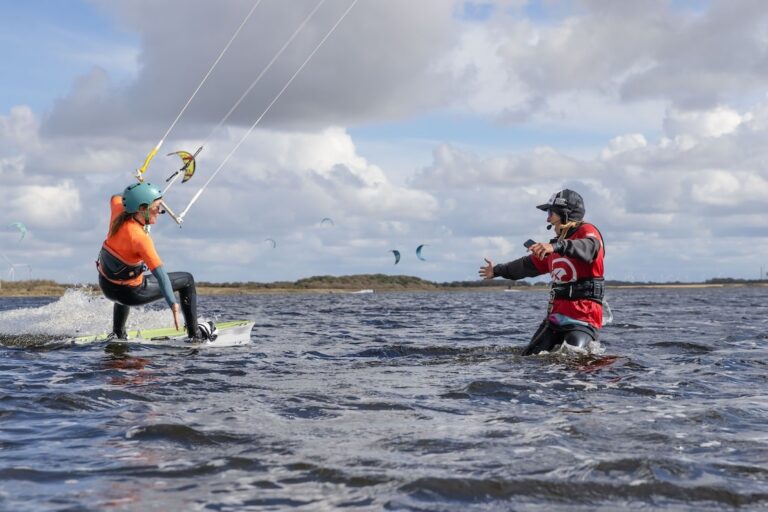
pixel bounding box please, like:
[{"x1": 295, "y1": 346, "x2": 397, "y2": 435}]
[
  {"x1": 102, "y1": 343, "x2": 154, "y2": 386},
  {"x1": 1, "y1": 287, "x2": 767, "y2": 510}
]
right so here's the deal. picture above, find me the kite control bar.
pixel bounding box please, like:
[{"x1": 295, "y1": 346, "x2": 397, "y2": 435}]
[
  {"x1": 160, "y1": 200, "x2": 183, "y2": 226},
  {"x1": 158, "y1": 146, "x2": 202, "y2": 227},
  {"x1": 134, "y1": 146, "x2": 202, "y2": 227}
]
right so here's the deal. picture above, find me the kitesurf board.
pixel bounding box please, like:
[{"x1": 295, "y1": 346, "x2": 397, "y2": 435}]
[{"x1": 72, "y1": 319, "x2": 255, "y2": 348}]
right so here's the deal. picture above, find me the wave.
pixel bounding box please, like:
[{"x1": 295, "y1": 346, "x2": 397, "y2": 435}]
[
  {"x1": 398, "y1": 473, "x2": 768, "y2": 508},
  {"x1": 125, "y1": 423, "x2": 254, "y2": 448}
]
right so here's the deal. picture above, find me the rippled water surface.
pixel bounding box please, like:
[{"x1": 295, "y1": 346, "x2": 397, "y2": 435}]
[{"x1": 1, "y1": 287, "x2": 767, "y2": 511}]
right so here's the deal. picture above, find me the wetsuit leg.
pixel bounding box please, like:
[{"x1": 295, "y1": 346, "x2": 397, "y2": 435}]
[
  {"x1": 99, "y1": 273, "x2": 199, "y2": 338},
  {"x1": 137, "y1": 272, "x2": 198, "y2": 337},
  {"x1": 562, "y1": 329, "x2": 595, "y2": 350},
  {"x1": 170, "y1": 272, "x2": 198, "y2": 338},
  {"x1": 112, "y1": 303, "x2": 130, "y2": 338},
  {"x1": 522, "y1": 320, "x2": 565, "y2": 356}
]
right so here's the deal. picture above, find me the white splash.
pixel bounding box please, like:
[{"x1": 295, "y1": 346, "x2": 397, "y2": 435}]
[{"x1": 0, "y1": 288, "x2": 171, "y2": 336}]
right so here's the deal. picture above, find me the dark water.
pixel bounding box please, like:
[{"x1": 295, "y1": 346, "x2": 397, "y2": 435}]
[{"x1": 1, "y1": 287, "x2": 767, "y2": 511}]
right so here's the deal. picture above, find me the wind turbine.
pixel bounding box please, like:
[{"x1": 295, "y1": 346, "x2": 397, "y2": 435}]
[
  {"x1": 1, "y1": 254, "x2": 13, "y2": 280},
  {"x1": 1, "y1": 254, "x2": 29, "y2": 281},
  {"x1": 13, "y1": 263, "x2": 31, "y2": 281}
]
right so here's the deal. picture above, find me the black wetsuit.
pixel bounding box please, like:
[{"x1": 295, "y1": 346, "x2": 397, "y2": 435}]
[
  {"x1": 522, "y1": 318, "x2": 596, "y2": 356},
  {"x1": 98, "y1": 272, "x2": 198, "y2": 339}
]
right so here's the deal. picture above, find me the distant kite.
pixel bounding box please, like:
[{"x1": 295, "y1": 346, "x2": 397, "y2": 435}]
[
  {"x1": 8, "y1": 222, "x2": 26, "y2": 241},
  {"x1": 321, "y1": 217, "x2": 334, "y2": 226},
  {"x1": 390, "y1": 249, "x2": 401, "y2": 265},
  {"x1": 264, "y1": 238, "x2": 276, "y2": 249},
  {"x1": 416, "y1": 244, "x2": 428, "y2": 261}
]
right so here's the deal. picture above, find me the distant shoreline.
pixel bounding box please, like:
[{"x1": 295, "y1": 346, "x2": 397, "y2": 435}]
[{"x1": 0, "y1": 278, "x2": 766, "y2": 298}]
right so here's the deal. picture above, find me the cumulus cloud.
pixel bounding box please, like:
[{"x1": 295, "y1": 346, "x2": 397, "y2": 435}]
[
  {"x1": 44, "y1": 0, "x2": 458, "y2": 137},
  {"x1": 690, "y1": 170, "x2": 768, "y2": 207},
  {"x1": 167, "y1": 126, "x2": 438, "y2": 232},
  {"x1": 0, "y1": 106, "x2": 40, "y2": 153},
  {"x1": 7, "y1": 183, "x2": 81, "y2": 228},
  {"x1": 412, "y1": 143, "x2": 589, "y2": 189},
  {"x1": 663, "y1": 106, "x2": 745, "y2": 139},
  {"x1": 6, "y1": 1, "x2": 768, "y2": 283},
  {"x1": 2, "y1": 108, "x2": 443, "y2": 281},
  {"x1": 39, "y1": 1, "x2": 768, "y2": 137},
  {"x1": 411, "y1": 101, "x2": 768, "y2": 250},
  {"x1": 438, "y1": 0, "x2": 768, "y2": 127},
  {"x1": 601, "y1": 134, "x2": 647, "y2": 159}
]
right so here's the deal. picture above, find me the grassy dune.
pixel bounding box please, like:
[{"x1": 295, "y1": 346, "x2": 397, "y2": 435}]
[{"x1": 0, "y1": 275, "x2": 765, "y2": 297}]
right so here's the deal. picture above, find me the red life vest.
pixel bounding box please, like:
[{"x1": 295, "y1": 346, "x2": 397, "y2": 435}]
[{"x1": 530, "y1": 222, "x2": 605, "y2": 329}]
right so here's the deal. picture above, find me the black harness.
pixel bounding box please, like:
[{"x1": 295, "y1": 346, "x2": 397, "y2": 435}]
[
  {"x1": 545, "y1": 221, "x2": 606, "y2": 306},
  {"x1": 96, "y1": 247, "x2": 146, "y2": 282},
  {"x1": 551, "y1": 277, "x2": 604, "y2": 304}
]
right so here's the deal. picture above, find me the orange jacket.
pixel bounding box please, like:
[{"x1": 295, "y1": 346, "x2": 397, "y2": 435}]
[{"x1": 99, "y1": 195, "x2": 163, "y2": 287}]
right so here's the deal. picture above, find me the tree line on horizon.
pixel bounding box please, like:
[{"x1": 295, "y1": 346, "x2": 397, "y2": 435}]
[
  {"x1": 195, "y1": 274, "x2": 767, "y2": 289},
  {"x1": 0, "y1": 275, "x2": 765, "y2": 293}
]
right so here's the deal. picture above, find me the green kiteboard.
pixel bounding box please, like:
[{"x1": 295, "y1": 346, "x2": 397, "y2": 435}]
[{"x1": 72, "y1": 319, "x2": 254, "y2": 348}]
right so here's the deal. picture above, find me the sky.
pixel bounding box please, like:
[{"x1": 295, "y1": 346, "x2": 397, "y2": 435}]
[{"x1": 1, "y1": 0, "x2": 768, "y2": 285}]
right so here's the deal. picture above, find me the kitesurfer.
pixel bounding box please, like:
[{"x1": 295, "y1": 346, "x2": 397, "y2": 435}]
[
  {"x1": 479, "y1": 189, "x2": 605, "y2": 355},
  {"x1": 96, "y1": 182, "x2": 217, "y2": 342}
]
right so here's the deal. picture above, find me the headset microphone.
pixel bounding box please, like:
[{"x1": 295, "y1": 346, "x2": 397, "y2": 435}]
[{"x1": 546, "y1": 224, "x2": 553, "y2": 230}]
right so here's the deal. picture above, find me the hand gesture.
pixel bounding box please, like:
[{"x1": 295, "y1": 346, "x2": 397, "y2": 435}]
[
  {"x1": 479, "y1": 258, "x2": 494, "y2": 280},
  {"x1": 529, "y1": 242, "x2": 554, "y2": 260}
]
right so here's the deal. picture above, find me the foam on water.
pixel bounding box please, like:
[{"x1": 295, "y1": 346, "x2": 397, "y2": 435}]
[{"x1": 0, "y1": 288, "x2": 171, "y2": 337}]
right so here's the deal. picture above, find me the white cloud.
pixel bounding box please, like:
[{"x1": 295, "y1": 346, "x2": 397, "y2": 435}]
[
  {"x1": 601, "y1": 133, "x2": 647, "y2": 159},
  {"x1": 664, "y1": 106, "x2": 744, "y2": 138},
  {"x1": 437, "y1": 0, "x2": 768, "y2": 127},
  {"x1": 690, "y1": 170, "x2": 768, "y2": 206},
  {"x1": 6, "y1": 0, "x2": 768, "y2": 283},
  {"x1": 7, "y1": 183, "x2": 81, "y2": 227},
  {"x1": 0, "y1": 106, "x2": 40, "y2": 152},
  {"x1": 437, "y1": 22, "x2": 533, "y2": 117},
  {"x1": 412, "y1": 143, "x2": 589, "y2": 189},
  {"x1": 46, "y1": 0, "x2": 459, "y2": 135},
  {"x1": 410, "y1": 97, "x2": 768, "y2": 249}
]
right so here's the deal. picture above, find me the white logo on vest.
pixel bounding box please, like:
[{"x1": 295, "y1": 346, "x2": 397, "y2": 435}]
[{"x1": 550, "y1": 258, "x2": 578, "y2": 283}]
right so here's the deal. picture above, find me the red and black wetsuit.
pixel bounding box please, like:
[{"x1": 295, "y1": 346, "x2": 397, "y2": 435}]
[{"x1": 493, "y1": 222, "x2": 605, "y2": 355}]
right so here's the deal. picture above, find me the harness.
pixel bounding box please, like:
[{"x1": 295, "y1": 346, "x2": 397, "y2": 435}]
[
  {"x1": 545, "y1": 221, "x2": 605, "y2": 307},
  {"x1": 551, "y1": 278, "x2": 604, "y2": 304},
  {"x1": 96, "y1": 246, "x2": 146, "y2": 284}
]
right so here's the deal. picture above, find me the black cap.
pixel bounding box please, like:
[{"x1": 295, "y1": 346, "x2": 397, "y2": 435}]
[{"x1": 536, "y1": 189, "x2": 585, "y2": 221}]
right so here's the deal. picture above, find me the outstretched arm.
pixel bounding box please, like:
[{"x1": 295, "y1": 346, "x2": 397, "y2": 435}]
[{"x1": 480, "y1": 255, "x2": 541, "y2": 280}]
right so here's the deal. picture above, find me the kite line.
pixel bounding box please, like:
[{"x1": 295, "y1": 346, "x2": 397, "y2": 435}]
[
  {"x1": 136, "y1": 0, "x2": 263, "y2": 179},
  {"x1": 178, "y1": 0, "x2": 359, "y2": 221},
  {"x1": 162, "y1": 0, "x2": 329, "y2": 201}
]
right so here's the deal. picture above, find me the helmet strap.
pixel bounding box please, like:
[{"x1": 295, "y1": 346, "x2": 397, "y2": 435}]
[{"x1": 132, "y1": 210, "x2": 151, "y2": 233}]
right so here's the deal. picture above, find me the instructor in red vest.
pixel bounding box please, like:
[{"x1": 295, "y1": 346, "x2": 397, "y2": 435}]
[{"x1": 479, "y1": 189, "x2": 605, "y2": 355}]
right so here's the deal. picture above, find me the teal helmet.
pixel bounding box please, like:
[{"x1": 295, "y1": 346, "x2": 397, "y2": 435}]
[{"x1": 122, "y1": 182, "x2": 162, "y2": 213}]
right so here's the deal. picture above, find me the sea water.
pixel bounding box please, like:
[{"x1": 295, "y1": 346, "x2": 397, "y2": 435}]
[{"x1": 1, "y1": 287, "x2": 767, "y2": 511}]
